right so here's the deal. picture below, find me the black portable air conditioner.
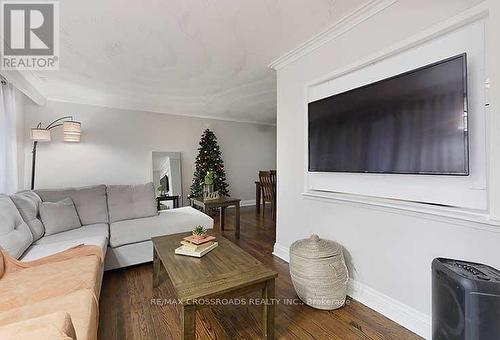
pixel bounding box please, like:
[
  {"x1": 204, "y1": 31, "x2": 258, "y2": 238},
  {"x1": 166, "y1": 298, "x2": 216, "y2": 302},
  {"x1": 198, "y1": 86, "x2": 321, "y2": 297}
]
[{"x1": 432, "y1": 258, "x2": 500, "y2": 340}]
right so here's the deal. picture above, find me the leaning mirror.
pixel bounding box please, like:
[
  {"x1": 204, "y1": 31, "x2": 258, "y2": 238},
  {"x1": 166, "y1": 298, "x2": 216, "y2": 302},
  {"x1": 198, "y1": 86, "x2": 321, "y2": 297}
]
[{"x1": 152, "y1": 152, "x2": 183, "y2": 210}]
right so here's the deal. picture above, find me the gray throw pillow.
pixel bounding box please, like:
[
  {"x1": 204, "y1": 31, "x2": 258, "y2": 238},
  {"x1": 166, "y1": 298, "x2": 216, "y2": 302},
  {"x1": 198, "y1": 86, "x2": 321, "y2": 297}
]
[
  {"x1": 0, "y1": 195, "x2": 34, "y2": 259},
  {"x1": 10, "y1": 191, "x2": 45, "y2": 241},
  {"x1": 36, "y1": 185, "x2": 108, "y2": 225},
  {"x1": 39, "y1": 198, "x2": 82, "y2": 236}
]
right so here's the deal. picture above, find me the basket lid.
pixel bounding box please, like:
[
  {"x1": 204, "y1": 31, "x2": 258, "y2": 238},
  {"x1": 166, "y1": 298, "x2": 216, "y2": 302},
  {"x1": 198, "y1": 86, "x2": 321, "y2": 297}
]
[{"x1": 290, "y1": 234, "x2": 341, "y2": 259}]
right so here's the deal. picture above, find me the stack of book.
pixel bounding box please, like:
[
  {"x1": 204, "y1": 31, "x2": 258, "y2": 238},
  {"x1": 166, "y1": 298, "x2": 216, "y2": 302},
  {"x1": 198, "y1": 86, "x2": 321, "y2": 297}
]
[{"x1": 175, "y1": 235, "x2": 218, "y2": 258}]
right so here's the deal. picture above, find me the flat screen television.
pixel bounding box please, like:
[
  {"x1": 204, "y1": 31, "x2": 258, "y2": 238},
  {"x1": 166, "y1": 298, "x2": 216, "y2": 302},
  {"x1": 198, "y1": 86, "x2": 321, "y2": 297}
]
[
  {"x1": 308, "y1": 54, "x2": 469, "y2": 175},
  {"x1": 160, "y1": 175, "x2": 169, "y2": 192}
]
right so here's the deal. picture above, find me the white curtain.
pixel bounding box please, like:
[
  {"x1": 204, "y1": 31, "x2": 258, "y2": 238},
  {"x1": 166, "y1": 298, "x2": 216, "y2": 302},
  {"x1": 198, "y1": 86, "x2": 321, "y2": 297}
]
[{"x1": 0, "y1": 82, "x2": 18, "y2": 194}]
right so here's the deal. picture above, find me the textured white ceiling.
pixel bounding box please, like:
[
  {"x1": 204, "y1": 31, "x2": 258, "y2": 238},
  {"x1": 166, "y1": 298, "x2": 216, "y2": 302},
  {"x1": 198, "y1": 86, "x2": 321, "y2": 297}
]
[{"x1": 33, "y1": 0, "x2": 370, "y2": 124}]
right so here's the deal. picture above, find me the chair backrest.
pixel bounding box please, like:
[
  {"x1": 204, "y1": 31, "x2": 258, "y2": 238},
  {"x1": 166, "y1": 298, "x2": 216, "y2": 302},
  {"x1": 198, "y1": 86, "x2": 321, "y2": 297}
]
[
  {"x1": 259, "y1": 171, "x2": 275, "y2": 201},
  {"x1": 270, "y1": 170, "x2": 276, "y2": 185}
]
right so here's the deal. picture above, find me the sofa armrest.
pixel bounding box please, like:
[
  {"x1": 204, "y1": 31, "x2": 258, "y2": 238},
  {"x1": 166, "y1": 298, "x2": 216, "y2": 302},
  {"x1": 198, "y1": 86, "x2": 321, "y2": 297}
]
[{"x1": 0, "y1": 311, "x2": 76, "y2": 340}]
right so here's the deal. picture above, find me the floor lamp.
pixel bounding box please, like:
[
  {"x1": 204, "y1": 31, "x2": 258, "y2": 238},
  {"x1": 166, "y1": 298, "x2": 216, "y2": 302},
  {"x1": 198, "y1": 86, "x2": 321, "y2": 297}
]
[{"x1": 30, "y1": 116, "x2": 81, "y2": 189}]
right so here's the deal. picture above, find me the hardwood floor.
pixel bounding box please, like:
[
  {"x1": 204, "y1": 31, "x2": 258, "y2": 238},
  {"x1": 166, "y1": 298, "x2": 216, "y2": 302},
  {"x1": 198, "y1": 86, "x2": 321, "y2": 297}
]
[{"x1": 99, "y1": 206, "x2": 422, "y2": 340}]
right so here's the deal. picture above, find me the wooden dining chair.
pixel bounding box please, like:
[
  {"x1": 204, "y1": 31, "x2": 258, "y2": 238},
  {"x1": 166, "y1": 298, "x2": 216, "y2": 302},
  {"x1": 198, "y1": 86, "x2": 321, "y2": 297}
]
[
  {"x1": 270, "y1": 170, "x2": 276, "y2": 184},
  {"x1": 259, "y1": 171, "x2": 276, "y2": 220}
]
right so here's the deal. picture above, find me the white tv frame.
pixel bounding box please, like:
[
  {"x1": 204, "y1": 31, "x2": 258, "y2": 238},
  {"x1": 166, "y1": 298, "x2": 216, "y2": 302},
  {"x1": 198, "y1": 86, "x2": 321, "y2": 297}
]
[{"x1": 303, "y1": 18, "x2": 488, "y2": 212}]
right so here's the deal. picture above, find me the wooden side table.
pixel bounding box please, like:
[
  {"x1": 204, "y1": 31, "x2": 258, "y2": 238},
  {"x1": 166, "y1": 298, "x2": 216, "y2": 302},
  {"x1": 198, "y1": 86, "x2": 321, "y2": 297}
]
[
  {"x1": 157, "y1": 195, "x2": 179, "y2": 210},
  {"x1": 190, "y1": 196, "x2": 241, "y2": 239}
]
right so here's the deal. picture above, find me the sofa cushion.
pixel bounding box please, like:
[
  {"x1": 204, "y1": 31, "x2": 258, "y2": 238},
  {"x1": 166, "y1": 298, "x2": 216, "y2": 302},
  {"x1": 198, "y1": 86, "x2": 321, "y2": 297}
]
[
  {"x1": 35, "y1": 223, "x2": 108, "y2": 245},
  {"x1": 39, "y1": 198, "x2": 82, "y2": 236},
  {"x1": 110, "y1": 206, "x2": 213, "y2": 247},
  {"x1": 36, "y1": 185, "x2": 109, "y2": 225},
  {"x1": 21, "y1": 236, "x2": 108, "y2": 262},
  {"x1": 10, "y1": 191, "x2": 45, "y2": 241},
  {"x1": 0, "y1": 289, "x2": 97, "y2": 340},
  {"x1": 107, "y1": 182, "x2": 157, "y2": 223},
  {"x1": 0, "y1": 195, "x2": 33, "y2": 259}
]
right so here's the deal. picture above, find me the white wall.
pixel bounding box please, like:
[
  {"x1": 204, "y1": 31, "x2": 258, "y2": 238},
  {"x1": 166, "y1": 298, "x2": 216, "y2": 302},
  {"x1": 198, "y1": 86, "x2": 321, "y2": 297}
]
[
  {"x1": 22, "y1": 100, "x2": 276, "y2": 204},
  {"x1": 487, "y1": 0, "x2": 500, "y2": 221},
  {"x1": 274, "y1": 1, "x2": 499, "y2": 338}
]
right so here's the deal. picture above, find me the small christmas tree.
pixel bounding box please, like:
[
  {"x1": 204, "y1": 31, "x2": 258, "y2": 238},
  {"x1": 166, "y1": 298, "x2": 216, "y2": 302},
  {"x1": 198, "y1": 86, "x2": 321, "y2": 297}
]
[{"x1": 189, "y1": 129, "x2": 230, "y2": 198}]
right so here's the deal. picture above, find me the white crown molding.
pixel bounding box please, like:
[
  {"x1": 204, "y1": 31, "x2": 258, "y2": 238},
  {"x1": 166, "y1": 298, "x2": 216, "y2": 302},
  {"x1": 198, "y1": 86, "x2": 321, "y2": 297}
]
[
  {"x1": 305, "y1": 1, "x2": 490, "y2": 88},
  {"x1": 1, "y1": 70, "x2": 276, "y2": 127},
  {"x1": 47, "y1": 97, "x2": 276, "y2": 127},
  {"x1": 268, "y1": 0, "x2": 398, "y2": 71},
  {"x1": 0, "y1": 70, "x2": 47, "y2": 105}
]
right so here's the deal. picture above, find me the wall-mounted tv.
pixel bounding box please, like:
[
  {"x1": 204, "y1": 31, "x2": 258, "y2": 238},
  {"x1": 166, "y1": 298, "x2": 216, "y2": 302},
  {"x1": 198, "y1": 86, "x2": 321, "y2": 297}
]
[{"x1": 308, "y1": 54, "x2": 469, "y2": 175}]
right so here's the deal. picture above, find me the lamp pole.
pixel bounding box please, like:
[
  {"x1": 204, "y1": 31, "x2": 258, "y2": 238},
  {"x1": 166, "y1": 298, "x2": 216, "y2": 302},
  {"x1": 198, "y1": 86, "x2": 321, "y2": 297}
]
[
  {"x1": 30, "y1": 116, "x2": 81, "y2": 190},
  {"x1": 31, "y1": 141, "x2": 38, "y2": 190}
]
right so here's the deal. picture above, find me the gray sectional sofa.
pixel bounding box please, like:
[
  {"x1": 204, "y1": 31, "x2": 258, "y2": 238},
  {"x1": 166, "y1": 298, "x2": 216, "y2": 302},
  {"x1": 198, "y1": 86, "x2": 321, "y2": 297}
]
[{"x1": 0, "y1": 183, "x2": 213, "y2": 270}]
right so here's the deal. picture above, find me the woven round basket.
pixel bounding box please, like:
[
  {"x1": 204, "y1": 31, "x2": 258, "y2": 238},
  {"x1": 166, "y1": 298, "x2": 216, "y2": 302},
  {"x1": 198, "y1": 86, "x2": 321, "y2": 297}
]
[{"x1": 289, "y1": 234, "x2": 348, "y2": 310}]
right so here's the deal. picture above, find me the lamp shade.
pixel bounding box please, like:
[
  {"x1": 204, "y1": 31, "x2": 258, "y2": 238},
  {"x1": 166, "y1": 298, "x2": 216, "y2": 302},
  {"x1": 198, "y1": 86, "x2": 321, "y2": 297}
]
[
  {"x1": 63, "y1": 121, "x2": 81, "y2": 142},
  {"x1": 31, "y1": 128, "x2": 51, "y2": 142}
]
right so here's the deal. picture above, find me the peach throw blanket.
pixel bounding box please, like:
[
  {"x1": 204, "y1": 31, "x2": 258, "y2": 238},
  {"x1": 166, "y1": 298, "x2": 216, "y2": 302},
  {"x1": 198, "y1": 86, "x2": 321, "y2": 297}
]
[
  {"x1": 0, "y1": 244, "x2": 103, "y2": 278},
  {"x1": 0, "y1": 245, "x2": 103, "y2": 340},
  {"x1": 0, "y1": 311, "x2": 77, "y2": 340}
]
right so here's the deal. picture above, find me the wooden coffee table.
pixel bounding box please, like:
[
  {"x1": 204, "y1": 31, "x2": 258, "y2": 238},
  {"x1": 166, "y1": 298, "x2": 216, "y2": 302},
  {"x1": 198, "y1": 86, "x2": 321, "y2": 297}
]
[
  {"x1": 152, "y1": 232, "x2": 278, "y2": 339},
  {"x1": 190, "y1": 196, "x2": 241, "y2": 239}
]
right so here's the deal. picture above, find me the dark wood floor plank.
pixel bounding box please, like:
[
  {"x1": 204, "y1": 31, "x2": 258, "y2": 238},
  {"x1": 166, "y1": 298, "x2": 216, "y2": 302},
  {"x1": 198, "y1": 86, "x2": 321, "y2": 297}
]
[
  {"x1": 126, "y1": 267, "x2": 157, "y2": 339},
  {"x1": 99, "y1": 206, "x2": 422, "y2": 340},
  {"x1": 151, "y1": 270, "x2": 183, "y2": 339}
]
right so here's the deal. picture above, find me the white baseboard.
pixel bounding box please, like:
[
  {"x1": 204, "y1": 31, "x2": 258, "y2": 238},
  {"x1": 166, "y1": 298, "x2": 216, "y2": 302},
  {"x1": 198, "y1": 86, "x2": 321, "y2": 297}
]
[
  {"x1": 241, "y1": 199, "x2": 256, "y2": 207},
  {"x1": 221, "y1": 199, "x2": 256, "y2": 208},
  {"x1": 272, "y1": 242, "x2": 290, "y2": 262},
  {"x1": 348, "y1": 280, "x2": 430, "y2": 339},
  {"x1": 272, "y1": 242, "x2": 431, "y2": 339},
  {"x1": 240, "y1": 200, "x2": 273, "y2": 207}
]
